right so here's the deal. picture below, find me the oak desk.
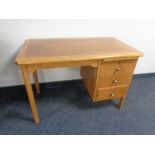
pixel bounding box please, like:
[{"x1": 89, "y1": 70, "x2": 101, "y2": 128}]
[{"x1": 15, "y1": 37, "x2": 143, "y2": 123}]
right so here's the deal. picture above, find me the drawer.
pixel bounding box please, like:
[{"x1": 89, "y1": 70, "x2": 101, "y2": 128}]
[
  {"x1": 96, "y1": 86, "x2": 128, "y2": 101},
  {"x1": 98, "y1": 74, "x2": 131, "y2": 88},
  {"x1": 100, "y1": 59, "x2": 137, "y2": 76}
]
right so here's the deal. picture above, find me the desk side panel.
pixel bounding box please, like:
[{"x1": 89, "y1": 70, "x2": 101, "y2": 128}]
[{"x1": 80, "y1": 66, "x2": 98, "y2": 101}]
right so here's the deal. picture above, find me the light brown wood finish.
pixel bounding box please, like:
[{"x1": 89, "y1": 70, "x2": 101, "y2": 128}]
[
  {"x1": 20, "y1": 65, "x2": 39, "y2": 123},
  {"x1": 81, "y1": 59, "x2": 138, "y2": 102},
  {"x1": 15, "y1": 37, "x2": 143, "y2": 65},
  {"x1": 100, "y1": 59, "x2": 137, "y2": 76},
  {"x1": 80, "y1": 66, "x2": 98, "y2": 101},
  {"x1": 98, "y1": 75, "x2": 131, "y2": 88},
  {"x1": 33, "y1": 71, "x2": 40, "y2": 94},
  {"x1": 96, "y1": 86, "x2": 128, "y2": 101},
  {"x1": 15, "y1": 37, "x2": 143, "y2": 123},
  {"x1": 118, "y1": 94, "x2": 127, "y2": 109},
  {"x1": 27, "y1": 59, "x2": 98, "y2": 72}
]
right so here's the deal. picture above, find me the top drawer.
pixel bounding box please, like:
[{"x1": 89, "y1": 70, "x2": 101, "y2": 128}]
[{"x1": 100, "y1": 59, "x2": 137, "y2": 76}]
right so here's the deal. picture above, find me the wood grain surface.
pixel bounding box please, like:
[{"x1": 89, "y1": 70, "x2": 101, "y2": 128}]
[{"x1": 15, "y1": 37, "x2": 143, "y2": 64}]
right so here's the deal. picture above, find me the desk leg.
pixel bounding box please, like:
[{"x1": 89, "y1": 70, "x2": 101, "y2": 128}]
[
  {"x1": 118, "y1": 84, "x2": 131, "y2": 109},
  {"x1": 20, "y1": 65, "x2": 39, "y2": 124},
  {"x1": 118, "y1": 95, "x2": 127, "y2": 109},
  {"x1": 33, "y1": 71, "x2": 40, "y2": 94}
]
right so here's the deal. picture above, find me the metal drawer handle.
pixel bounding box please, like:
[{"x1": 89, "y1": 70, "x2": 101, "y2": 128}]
[
  {"x1": 113, "y1": 79, "x2": 118, "y2": 84},
  {"x1": 115, "y1": 67, "x2": 121, "y2": 71},
  {"x1": 111, "y1": 92, "x2": 115, "y2": 97}
]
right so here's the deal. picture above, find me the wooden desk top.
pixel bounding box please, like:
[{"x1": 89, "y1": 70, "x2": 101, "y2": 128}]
[{"x1": 15, "y1": 37, "x2": 143, "y2": 65}]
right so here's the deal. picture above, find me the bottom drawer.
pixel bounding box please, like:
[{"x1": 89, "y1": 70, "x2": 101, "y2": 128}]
[{"x1": 95, "y1": 86, "x2": 128, "y2": 101}]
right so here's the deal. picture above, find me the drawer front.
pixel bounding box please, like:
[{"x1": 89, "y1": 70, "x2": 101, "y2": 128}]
[
  {"x1": 100, "y1": 59, "x2": 137, "y2": 76},
  {"x1": 96, "y1": 86, "x2": 128, "y2": 101},
  {"x1": 98, "y1": 74, "x2": 131, "y2": 88}
]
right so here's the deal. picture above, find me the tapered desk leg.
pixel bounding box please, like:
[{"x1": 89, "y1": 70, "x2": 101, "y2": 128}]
[
  {"x1": 20, "y1": 65, "x2": 39, "y2": 124},
  {"x1": 118, "y1": 95, "x2": 127, "y2": 109},
  {"x1": 33, "y1": 71, "x2": 40, "y2": 94}
]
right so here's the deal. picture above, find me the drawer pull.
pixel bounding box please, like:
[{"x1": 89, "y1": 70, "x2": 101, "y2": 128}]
[
  {"x1": 111, "y1": 92, "x2": 115, "y2": 97},
  {"x1": 113, "y1": 79, "x2": 118, "y2": 84},
  {"x1": 115, "y1": 67, "x2": 121, "y2": 71}
]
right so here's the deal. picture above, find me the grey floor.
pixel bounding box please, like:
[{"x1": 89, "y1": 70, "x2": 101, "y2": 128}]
[{"x1": 0, "y1": 74, "x2": 155, "y2": 135}]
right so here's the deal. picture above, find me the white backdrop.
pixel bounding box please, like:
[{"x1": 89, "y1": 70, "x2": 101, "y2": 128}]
[{"x1": 0, "y1": 20, "x2": 154, "y2": 87}]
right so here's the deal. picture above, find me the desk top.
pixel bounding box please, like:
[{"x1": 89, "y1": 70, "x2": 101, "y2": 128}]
[{"x1": 15, "y1": 37, "x2": 143, "y2": 65}]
